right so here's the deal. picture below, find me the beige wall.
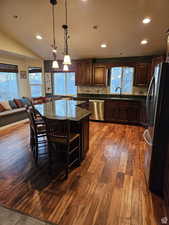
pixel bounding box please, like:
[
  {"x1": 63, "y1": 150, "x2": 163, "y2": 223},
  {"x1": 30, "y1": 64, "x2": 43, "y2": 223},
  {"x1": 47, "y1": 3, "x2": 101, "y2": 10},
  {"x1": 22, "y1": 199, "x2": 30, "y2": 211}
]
[
  {"x1": 0, "y1": 54, "x2": 44, "y2": 97},
  {"x1": 0, "y1": 31, "x2": 39, "y2": 59},
  {"x1": 0, "y1": 31, "x2": 45, "y2": 99}
]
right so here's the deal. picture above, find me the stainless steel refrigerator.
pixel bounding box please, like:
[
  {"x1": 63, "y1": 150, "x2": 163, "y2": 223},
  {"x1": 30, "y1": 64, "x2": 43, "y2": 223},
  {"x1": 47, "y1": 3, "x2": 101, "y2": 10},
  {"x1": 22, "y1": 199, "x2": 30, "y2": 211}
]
[{"x1": 144, "y1": 61, "x2": 169, "y2": 196}]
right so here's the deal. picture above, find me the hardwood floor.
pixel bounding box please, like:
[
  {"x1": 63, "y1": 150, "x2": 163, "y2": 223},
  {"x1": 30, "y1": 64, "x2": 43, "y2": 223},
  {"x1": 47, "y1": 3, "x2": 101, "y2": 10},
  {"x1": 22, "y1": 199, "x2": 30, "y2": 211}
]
[{"x1": 0, "y1": 121, "x2": 166, "y2": 225}]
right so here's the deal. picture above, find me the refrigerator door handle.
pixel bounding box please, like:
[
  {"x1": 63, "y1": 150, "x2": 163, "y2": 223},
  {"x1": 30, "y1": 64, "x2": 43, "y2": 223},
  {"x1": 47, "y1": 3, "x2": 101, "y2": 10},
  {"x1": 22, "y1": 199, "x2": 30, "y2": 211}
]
[
  {"x1": 143, "y1": 129, "x2": 152, "y2": 146},
  {"x1": 146, "y1": 76, "x2": 155, "y2": 119}
]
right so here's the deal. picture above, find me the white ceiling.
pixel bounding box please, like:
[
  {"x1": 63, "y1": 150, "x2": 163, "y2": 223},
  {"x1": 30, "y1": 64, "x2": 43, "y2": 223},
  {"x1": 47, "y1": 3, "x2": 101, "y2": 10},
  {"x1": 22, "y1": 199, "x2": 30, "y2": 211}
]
[{"x1": 0, "y1": 0, "x2": 169, "y2": 59}]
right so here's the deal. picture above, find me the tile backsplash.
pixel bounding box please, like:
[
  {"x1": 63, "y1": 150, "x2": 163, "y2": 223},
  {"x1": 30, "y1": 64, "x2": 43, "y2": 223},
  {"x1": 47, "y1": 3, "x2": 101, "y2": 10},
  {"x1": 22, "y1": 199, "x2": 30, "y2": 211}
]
[
  {"x1": 77, "y1": 86, "x2": 147, "y2": 96},
  {"x1": 78, "y1": 86, "x2": 109, "y2": 94}
]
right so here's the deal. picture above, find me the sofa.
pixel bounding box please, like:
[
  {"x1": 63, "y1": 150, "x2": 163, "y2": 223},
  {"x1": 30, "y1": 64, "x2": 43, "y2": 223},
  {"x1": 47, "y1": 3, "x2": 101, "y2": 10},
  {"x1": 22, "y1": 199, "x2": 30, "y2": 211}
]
[
  {"x1": 0, "y1": 98, "x2": 31, "y2": 127},
  {"x1": 0, "y1": 96, "x2": 55, "y2": 127}
]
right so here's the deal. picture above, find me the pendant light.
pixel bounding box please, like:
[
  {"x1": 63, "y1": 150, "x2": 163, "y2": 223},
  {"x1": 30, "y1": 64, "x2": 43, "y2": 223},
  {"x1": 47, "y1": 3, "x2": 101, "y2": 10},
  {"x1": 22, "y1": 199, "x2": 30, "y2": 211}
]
[
  {"x1": 50, "y1": 0, "x2": 59, "y2": 69},
  {"x1": 63, "y1": 64, "x2": 69, "y2": 71},
  {"x1": 62, "y1": 0, "x2": 71, "y2": 68}
]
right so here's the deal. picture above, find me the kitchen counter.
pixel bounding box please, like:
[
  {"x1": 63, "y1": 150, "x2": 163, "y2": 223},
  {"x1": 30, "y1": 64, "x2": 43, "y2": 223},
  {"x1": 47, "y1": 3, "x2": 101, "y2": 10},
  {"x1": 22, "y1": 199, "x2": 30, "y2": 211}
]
[
  {"x1": 75, "y1": 94, "x2": 146, "y2": 102},
  {"x1": 35, "y1": 100, "x2": 91, "y2": 121}
]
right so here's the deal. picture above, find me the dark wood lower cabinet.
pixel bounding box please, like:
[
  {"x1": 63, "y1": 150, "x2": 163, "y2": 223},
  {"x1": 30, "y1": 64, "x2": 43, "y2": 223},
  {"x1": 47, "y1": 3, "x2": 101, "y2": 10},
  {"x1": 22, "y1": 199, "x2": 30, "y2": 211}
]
[
  {"x1": 127, "y1": 106, "x2": 140, "y2": 124},
  {"x1": 80, "y1": 117, "x2": 90, "y2": 159},
  {"x1": 104, "y1": 99, "x2": 146, "y2": 126},
  {"x1": 71, "y1": 115, "x2": 90, "y2": 161}
]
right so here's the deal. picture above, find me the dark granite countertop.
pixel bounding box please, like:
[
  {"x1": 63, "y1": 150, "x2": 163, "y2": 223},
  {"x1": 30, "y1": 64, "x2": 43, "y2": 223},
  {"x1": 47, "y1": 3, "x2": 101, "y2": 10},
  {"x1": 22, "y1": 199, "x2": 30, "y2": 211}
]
[
  {"x1": 75, "y1": 94, "x2": 146, "y2": 102},
  {"x1": 35, "y1": 100, "x2": 91, "y2": 121}
]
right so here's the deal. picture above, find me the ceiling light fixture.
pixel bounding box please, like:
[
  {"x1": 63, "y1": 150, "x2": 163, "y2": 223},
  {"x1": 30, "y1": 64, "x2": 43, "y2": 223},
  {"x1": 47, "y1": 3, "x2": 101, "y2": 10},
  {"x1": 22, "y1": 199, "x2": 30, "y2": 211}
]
[
  {"x1": 142, "y1": 17, "x2": 151, "y2": 24},
  {"x1": 52, "y1": 60, "x2": 59, "y2": 68},
  {"x1": 62, "y1": 0, "x2": 71, "y2": 69},
  {"x1": 101, "y1": 44, "x2": 107, "y2": 48},
  {"x1": 13, "y1": 15, "x2": 19, "y2": 19},
  {"x1": 141, "y1": 39, "x2": 148, "y2": 45},
  {"x1": 36, "y1": 35, "x2": 43, "y2": 40},
  {"x1": 50, "y1": 0, "x2": 59, "y2": 69},
  {"x1": 63, "y1": 64, "x2": 69, "y2": 71}
]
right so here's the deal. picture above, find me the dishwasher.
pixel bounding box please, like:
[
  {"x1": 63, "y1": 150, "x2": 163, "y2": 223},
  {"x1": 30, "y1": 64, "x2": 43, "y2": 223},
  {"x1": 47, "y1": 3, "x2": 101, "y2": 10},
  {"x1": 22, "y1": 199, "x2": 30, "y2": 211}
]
[{"x1": 89, "y1": 99, "x2": 104, "y2": 121}]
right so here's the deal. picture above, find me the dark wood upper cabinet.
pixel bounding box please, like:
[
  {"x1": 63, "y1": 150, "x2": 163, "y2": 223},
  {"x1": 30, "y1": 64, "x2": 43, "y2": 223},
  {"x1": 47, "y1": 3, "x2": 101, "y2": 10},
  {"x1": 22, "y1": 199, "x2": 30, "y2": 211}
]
[
  {"x1": 75, "y1": 61, "x2": 109, "y2": 86},
  {"x1": 93, "y1": 64, "x2": 108, "y2": 86},
  {"x1": 134, "y1": 63, "x2": 149, "y2": 86},
  {"x1": 75, "y1": 60, "x2": 93, "y2": 86},
  {"x1": 74, "y1": 56, "x2": 165, "y2": 87}
]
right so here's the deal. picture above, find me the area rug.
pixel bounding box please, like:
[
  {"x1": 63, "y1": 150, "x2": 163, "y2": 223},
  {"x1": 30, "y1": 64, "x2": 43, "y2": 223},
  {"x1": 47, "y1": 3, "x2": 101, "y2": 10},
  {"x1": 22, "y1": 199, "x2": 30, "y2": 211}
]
[{"x1": 0, "y1": 205, "x2": 57, "y2": 225}]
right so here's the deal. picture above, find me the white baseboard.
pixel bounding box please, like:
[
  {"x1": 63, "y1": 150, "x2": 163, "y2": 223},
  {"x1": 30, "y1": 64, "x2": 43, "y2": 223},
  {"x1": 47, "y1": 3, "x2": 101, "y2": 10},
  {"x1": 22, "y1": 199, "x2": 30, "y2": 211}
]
[{"x1": 0, "y1": 119, "x2": 29, "y2": 130}]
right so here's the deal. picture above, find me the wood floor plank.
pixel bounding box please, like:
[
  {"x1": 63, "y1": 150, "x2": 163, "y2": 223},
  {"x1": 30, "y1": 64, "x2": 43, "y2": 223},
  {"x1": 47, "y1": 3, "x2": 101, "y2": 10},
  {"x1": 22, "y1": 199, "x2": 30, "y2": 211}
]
[{"x1": 0, "y1": 121, "x2": 166, "y2": 225}]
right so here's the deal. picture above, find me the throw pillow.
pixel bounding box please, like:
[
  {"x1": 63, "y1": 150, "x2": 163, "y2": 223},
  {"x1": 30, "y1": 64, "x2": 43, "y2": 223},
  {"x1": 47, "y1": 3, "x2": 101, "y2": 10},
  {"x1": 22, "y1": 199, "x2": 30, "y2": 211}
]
[
  {"x1": 0, "y1": 104, "x2": 5, "y2": 112},
  {"x1": 0, "y1": 101, "x2": 12, "y2": 110},
  {"x1": 8, "y1": 100, "x2": 18, "y2": 109},
  {"x1": 21, "y1": 97, "x2": 32, "y2": 106},
  {"x1": 14, "y1": 99, "x2": 24, "y2": 108}
]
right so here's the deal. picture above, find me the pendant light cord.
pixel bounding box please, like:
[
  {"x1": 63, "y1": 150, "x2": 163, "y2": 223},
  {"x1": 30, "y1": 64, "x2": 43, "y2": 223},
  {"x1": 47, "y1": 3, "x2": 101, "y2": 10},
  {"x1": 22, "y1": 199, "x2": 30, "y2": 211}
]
[
  {"x1": 52, "y1": 4, "x2": 56, "y2": 49},
  {"x1": 65, "y1": 0, "x2": 68, "y2": 25},
  {"x1": 64, "y1": 0, "x2": 68, "y2": 54}
]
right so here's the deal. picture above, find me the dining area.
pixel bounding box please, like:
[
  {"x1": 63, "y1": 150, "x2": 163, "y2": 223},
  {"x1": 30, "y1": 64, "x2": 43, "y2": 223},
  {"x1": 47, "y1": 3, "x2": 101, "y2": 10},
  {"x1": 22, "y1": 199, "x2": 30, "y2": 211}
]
[{"x1": 25, "y1": 98, "x2": 91, "y2": 179}]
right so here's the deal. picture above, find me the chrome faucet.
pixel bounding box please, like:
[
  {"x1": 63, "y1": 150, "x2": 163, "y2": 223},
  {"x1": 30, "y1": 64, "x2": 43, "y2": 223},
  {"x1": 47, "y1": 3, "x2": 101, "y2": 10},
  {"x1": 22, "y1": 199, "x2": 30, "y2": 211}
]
[{"x1": 115, "y1": 86, "x2": 122, "y2": 95}]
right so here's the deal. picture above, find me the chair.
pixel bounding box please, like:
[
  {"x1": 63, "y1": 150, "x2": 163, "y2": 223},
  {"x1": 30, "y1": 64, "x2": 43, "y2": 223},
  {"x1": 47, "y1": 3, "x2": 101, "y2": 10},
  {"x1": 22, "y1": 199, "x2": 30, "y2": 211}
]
[
  {"x1": 25, "y1": 106, "x2": 47, "y2": 164},
  {"x1": 24, "y1": 97, "x2": 45, "y2": 123},
  {"x1": 44, "y1": 118, "x2": 81, "y2": 179}
]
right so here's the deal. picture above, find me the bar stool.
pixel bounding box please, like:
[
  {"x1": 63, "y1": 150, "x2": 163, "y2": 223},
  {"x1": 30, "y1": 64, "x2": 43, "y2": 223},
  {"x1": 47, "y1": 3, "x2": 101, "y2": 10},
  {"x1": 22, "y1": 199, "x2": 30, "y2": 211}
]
[
  {"x1": 26, "y1": 106, "x2": 47, "y2": 164},
  {"x1": 44, "y1": 118, "x2": 81, "y2": 179}
]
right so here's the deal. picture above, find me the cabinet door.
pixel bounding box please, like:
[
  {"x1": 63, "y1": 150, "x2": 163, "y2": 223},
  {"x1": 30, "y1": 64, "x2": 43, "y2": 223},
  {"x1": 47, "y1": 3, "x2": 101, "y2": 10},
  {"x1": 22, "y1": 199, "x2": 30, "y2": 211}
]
[
  {"x1": 134, "y1": 63, "x2": 148, "y2": 86},
  {"x1": 93, "y1": 65, "x2": 108, "y2": 86},
  {"x1": 104, "y1": 100, "x2": 141, "y2": 124},
  {"x1": 127, "y1": 106, "x2": 140, "y2": 123},
  {"x1": 75, "y1": 60, "x2": 93, "y2": 86},
  {"x1": 104, "y1": 100, "x2": 119, "y2": 121}
]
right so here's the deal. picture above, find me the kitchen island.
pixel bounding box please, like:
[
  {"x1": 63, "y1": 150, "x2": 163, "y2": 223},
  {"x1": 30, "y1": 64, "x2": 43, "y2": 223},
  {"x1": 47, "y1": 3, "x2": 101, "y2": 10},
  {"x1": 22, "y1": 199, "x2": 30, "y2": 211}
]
[{"x1": 35, "y1": 100, "x2": 91, "y2": 160}]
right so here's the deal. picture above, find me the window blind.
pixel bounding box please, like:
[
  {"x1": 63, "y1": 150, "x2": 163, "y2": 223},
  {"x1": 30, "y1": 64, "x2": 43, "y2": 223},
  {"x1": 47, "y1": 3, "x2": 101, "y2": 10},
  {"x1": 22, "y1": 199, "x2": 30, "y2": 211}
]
[{"x1": 0, "y1": 63, "x2": 18, "y2": 73}]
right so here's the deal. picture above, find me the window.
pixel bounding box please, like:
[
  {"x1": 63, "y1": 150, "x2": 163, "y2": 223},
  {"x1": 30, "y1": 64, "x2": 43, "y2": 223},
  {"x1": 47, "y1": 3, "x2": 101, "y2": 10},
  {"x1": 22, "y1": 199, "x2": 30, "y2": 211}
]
[
  {"x1": 53, "y1": 72, "x2": 77, "y2": 96},
  {"x1": 0, "y1": 64, "x2": 19, "y2": 101},
  {"x1": 29, "y1": 68, "x2": 43, "y2": 97},
  {"x1": 110, "y1": 67, "x2": 134, "y2": 94}
]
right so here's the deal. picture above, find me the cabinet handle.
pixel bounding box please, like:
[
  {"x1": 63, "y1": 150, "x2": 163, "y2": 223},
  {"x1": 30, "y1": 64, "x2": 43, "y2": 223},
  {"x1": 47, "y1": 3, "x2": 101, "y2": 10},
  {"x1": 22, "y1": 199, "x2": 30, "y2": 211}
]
[{"x1": 146, "y1": 76, "x2": 155, "y2": 119}]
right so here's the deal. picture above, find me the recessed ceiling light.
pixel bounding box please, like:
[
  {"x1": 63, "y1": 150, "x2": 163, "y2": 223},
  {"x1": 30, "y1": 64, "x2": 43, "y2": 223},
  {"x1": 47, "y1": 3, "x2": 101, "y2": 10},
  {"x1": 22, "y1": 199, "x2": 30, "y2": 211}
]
[
  {"x1": 141, "y1": 39, "x2": 148, "y2": 45},
  {"x1": 36, "y1": 35, "x2": 43, "y2": 40},
  {"x1": 142, "y1": 17, "x2": 151, "y2": 24},
  {"x1": 13, "y1": 15, "x2": 19, "y2": 19},
  {"x1": 93, "y1": 25, "x2": 98, "y2": 30},
  {"x1": 101, "y1": 44, "x2": 107, "y2": 48}
]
